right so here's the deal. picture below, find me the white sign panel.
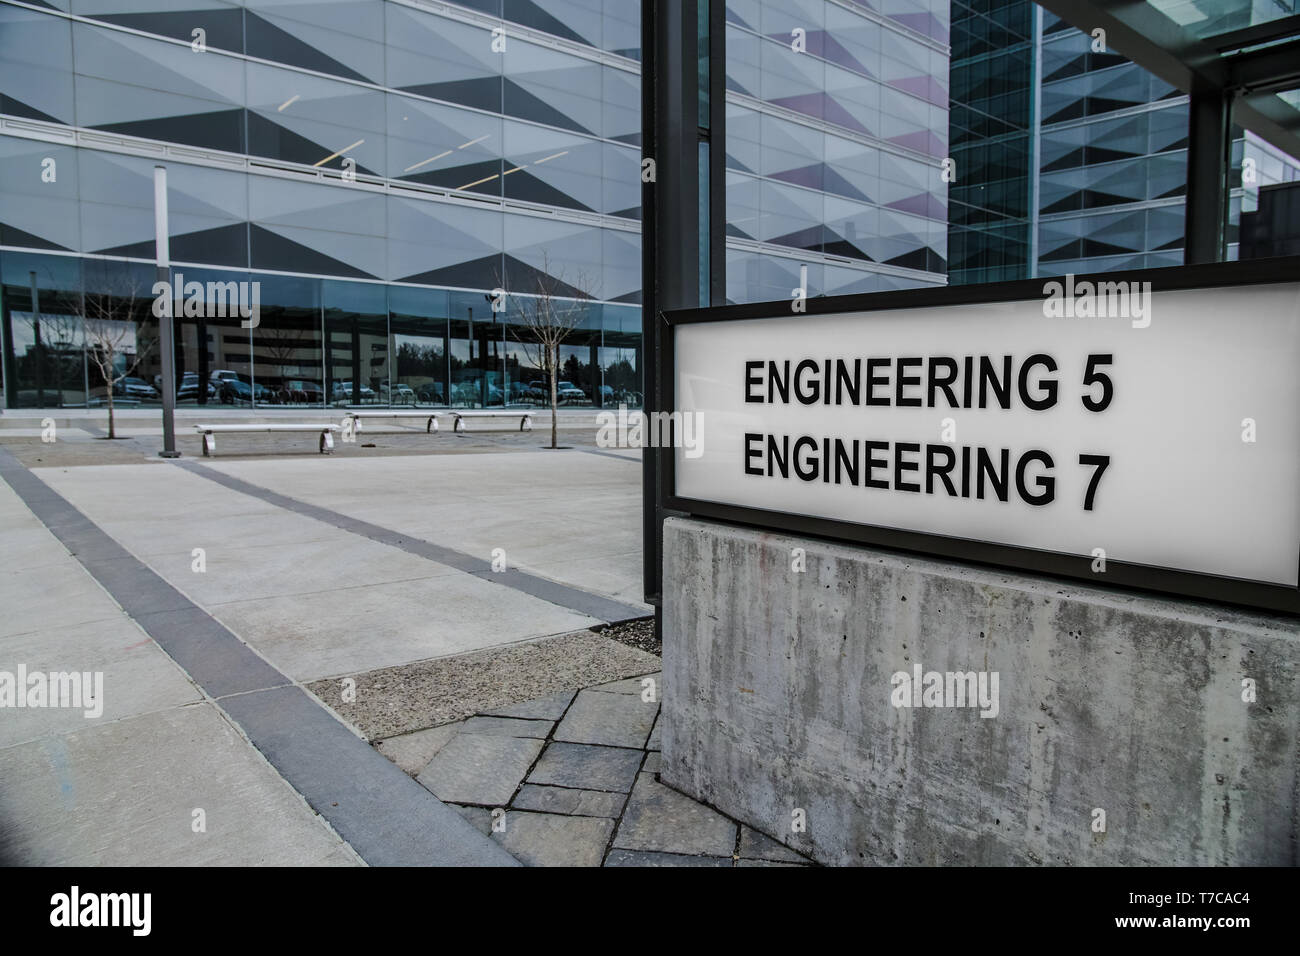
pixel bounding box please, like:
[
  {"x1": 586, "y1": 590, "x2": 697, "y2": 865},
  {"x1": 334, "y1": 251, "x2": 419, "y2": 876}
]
[{"x1": 673, "y1": 280, "x2": 1300, "y2": 589}]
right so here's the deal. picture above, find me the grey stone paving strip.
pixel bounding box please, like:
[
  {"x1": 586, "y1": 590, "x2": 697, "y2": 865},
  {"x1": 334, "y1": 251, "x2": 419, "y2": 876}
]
[
  {"x1": 0, "y1": 447, "x2": 518, "y2": 867},
  {"x1": 579, "y1": 447, "x2": 640, "y2": 463},
  {"x1": 174, "y1": 459, "x2": 648, "y2": 623}
]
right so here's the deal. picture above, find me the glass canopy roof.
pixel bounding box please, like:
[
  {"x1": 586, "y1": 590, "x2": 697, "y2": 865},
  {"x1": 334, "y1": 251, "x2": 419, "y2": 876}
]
[
  {"x1": 1149, "y1": 0, "x2": 1298, "y2": 38},
  {"x1": 1035, "y1": 0, "x2": 1300, "y2": 159}
]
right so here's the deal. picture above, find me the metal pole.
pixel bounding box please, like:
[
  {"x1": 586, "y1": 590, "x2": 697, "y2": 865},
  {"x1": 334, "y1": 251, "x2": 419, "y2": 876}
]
[
  {"x1": 0, "y1": 282, "x2": 9, "y2": 411},
  {"x1": 643, "y1": 0, "x2": 705, "y2": 624},
  {"x1": 154, "y1": 165, "x2": 180, "y2": 457},
  {"x1": 1185, "y1": 85, "x2": 1232, "y2": 265},
  {"x1": 1028, "y1": 5, "x2": 1043, "y2": 278},
  {"x1": 30, "y1": 271, "x2": 45, "y2": 407}
]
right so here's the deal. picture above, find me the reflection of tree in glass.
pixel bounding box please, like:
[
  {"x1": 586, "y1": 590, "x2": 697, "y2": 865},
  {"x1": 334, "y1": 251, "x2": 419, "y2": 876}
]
[
  {"x1": 603, "y1": 357, "x2": 639, "y2": 404},
  {"x1": 396, "y1": 341, "x2": 443, "y2": 376},
  {"x1": 79, "y1": 266, "x2": 157, "y2": 439},
  {"x1": 499, "y1": 251, "x2": 598, "y2": 449},
  {"x1": 394, "y1": 340, "x2": 447, "y2": 405},
  {"x1": 562, "y1": 353, "x2": 583, "y2": 390},
  {"x1": 258, "y1": 322, "x2": 301, "y2": 402},
  {"x1": 395, "y1": 340, "x2": 438, "y2": 402}
]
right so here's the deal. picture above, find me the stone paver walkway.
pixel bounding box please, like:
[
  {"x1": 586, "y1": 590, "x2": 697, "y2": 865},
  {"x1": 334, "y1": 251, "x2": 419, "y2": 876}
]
[{"x1": 375, "y1": 672, "x2": 814, "y2": 867}]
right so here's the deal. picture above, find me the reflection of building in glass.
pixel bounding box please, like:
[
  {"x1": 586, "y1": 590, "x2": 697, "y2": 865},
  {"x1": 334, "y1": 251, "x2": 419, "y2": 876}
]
[
  {"x1": 947, "y1": 0, "x2": 1034, "y2": 284},
  {"x1": 1241, "y1": 181, "x2": 1300, "y2": 259},
  {"x1": 949, "y1": 3, "x2": 1300, "y2": 284},
  {"x1": 8, "y1": 0, "x2": 1296, "y2": 409},
  {"x1": 725, "y1": 0, "x2": 952, "y2": 304},
  {"x1": 0, "y1": 0, "x2": 642, "y2": 408}
]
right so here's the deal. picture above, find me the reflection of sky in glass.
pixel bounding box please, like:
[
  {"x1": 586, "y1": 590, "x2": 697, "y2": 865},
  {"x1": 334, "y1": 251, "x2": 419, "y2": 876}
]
[
  {"x1": 1149, "y1": 0, "x2": 1209, "y2": 26},
  {"x1": 9, "y1": 311, "x2": 86, "y2": 354},
  {"x1": 1149, "y1": 0, "x2": 1298, "y2": 36}
]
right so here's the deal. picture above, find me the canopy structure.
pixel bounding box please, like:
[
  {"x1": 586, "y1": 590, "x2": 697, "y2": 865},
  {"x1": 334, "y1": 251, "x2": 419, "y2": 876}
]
[{"x1": 1035, "y1": 0, "x2": 1300, "y2": 261}]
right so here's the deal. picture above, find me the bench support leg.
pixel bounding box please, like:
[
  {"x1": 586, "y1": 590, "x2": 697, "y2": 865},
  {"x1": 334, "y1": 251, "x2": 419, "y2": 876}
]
[
  {"x1": 520, "y1": 416, "x2": 532, "y2": 432},
  {"x1": 454, "y1": 417, "x2": 466, "y2": 433},
  {"x1": 320, "y1": 430, "x2": 334, "y2": 454},
  {"x1": 427, "y1": 416, "x2": 439, "y2": 433},
  {"x1": 202, "y1": 433, "x2": 215, "y2": 457}
]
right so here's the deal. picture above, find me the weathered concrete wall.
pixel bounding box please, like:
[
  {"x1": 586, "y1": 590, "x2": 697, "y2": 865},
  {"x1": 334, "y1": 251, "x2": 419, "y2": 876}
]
[{"x1": 661, "y1": 517, "x2": 1300, "y2": 866}]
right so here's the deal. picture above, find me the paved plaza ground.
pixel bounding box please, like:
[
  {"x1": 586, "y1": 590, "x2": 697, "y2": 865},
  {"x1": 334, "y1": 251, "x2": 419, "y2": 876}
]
[{"x1": 0, "y1": 406, "x2": 810, "y2": 866}]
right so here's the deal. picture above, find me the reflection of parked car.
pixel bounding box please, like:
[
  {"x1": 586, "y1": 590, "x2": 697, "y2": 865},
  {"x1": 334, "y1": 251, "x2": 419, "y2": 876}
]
[
  {"x1": 524, "y1": 380, "x2": 548, "y2": 402},
  {"x1": 115, "y1": 376, "x2": 159, "y2": 399},
  {"x1": 284, "y1": 380, "x2": 323, "y2": 404},
  {"x1": 218, "y1": 378, "x2": 253, "y2": 404},
  {"x1": 176, "y1": 372, "x2": 199, "y2": 400},
  {"x1": 449, "y1": 381, "x2": 505, "y2": 406},
  {"x1": 176, "y1": 372, "x2": 216, "y2": 402},
  {"x1": 452, "y1": 381, "x2": 480, "y2": 406},
  {"x1": 332, "y1": 381, "x2": 375, "y2": 402},
  {"x1": 556, "y1": 381, "x2": 585, "y2": 403},
  {"x1": 416, "y1": 382, "x2": 445, "y2": 404},
  {"x1": 381, "y1": 382, "x2": 416, "y2": 404}
]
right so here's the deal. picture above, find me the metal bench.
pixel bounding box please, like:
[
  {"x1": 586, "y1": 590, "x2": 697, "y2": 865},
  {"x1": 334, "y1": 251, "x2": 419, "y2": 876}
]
[
  {"x1": 451, "y1": 410, "x2": 534, "y2": 432},
  {"x1": 195, "y1": 423, "x2": 340, "y2": 456},
  {"x1": 343, "y1": 410, "x2": 440, "y2": 434}
]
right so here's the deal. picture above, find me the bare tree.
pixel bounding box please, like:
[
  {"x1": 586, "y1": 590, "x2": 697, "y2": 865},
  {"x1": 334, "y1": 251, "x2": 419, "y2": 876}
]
[
  {"x1": 502, "y1": 252, "x2": 598, "y2": 449},
  {"x1": 80, "y1": 268, "x2": 157, "y2": 439}
]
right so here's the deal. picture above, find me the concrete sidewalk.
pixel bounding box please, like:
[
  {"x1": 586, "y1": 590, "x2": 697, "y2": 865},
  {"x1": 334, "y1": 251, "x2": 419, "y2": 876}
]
[
  {"x1": 0, "y1": 475, "x2": 361, "y2": 866},
  {"x1": 0, "y1": 422, "x2": 650, "y2": 865}
]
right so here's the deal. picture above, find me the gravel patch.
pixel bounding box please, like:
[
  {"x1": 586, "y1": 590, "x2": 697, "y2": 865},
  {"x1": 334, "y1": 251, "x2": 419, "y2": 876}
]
[
  {"x1": 0, "y1": 434, "x2": 172, "y2": 468},
  {"x1": 310, "y1": 628, "x2": 660, "y2": 740},
  {"x1": 595, "y1": 616, "x2": 660, "y2": 657}
]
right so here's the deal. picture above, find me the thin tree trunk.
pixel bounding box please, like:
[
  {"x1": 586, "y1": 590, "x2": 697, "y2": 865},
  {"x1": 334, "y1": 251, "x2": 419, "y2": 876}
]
[
  {"x1": 106, "y1": 384, "x2": 115, "y2": 439},
  {"x1": 549, "y1": 343, "x2": 558, "y2": 449}
]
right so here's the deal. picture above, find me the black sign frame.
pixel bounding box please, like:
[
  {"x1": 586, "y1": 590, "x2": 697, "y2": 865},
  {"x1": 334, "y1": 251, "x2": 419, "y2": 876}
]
[{"x1": 659, "y1": 255, "x2": 1300, "y2": 616}]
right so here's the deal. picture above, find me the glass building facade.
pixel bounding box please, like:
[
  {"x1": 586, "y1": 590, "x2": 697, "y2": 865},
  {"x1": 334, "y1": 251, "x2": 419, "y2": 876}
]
[
  {"x1": 724, "y1": 0, "x2": 952, "y2": 304},
  {"x1": 5, "y1": 0, "x2": 1298, "y2": 410},
  {"x1": 949, "y1": 0, "x2": 1300, "y2": 285},
  {"x1": 0, "y1": 0, "x2": 643, "y2": 410}
]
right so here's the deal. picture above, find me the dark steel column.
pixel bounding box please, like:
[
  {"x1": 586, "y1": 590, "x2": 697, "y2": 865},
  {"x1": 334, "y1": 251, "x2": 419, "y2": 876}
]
[
  {"x1": 1185, "y1": 84, "x2": 1232, "y2": 265},
  {"x1": 709, "y1": 0, "x2": 726, "y2": 307},
  {"x1": 0, "y1": 287, "x2": 15, "y2": 409},
  {"x1": 643, "y1": 0, "x2": 703, "y2": 613},
  {"x1": 197, "y1": 319, "x2": 209, "y2": 404},
  {"x1": 30, "y1": 272, "x2": 45, "y2": 408},
  {"x1": 351, "y1": 319, "x2": 361, "y2": 405}
]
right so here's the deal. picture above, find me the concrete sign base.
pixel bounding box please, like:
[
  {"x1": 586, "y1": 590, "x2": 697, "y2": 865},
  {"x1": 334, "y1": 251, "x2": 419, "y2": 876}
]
[{"x1": 661, "y1": 517, "x2": 1299, "y2": 866}]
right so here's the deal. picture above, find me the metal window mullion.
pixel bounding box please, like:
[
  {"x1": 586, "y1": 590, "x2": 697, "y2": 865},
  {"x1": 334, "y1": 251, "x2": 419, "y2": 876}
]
[
  {"x1": 709, "y1": 0, "x2": 725, "y2": 307},
  {"x1": 1185, "y1": 84, "x2": 1232, "y2": 265}
]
